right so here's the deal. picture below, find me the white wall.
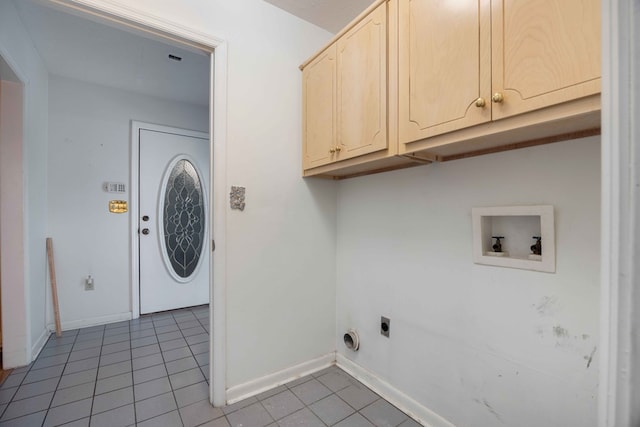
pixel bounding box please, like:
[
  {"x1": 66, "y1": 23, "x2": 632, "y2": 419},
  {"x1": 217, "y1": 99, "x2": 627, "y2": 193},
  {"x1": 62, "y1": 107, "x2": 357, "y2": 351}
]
[
  {"x1": 336, "y1": 137, "x2": 601, "y2": 427},
  {"x1": 0, "y1": 1, "x2": 49, "y2": 367},
  {"x1": 47, "y1": 74, "x2": 208, "y2": 327},
  {"x1": 216, "y1": 4, "x2": 337, "y2": 388}
]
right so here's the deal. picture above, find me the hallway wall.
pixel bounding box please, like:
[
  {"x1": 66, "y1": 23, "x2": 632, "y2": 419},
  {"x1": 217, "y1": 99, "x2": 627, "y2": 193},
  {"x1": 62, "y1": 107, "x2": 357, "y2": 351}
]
[{"x1": 47, "y1": 74, "x2": 208, "y2": 328}]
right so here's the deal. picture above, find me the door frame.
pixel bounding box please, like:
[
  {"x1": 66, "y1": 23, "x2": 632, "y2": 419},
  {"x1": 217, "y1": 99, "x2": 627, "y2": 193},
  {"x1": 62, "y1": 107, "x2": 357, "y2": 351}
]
[
  {"x1": 131, "y1": 121, "x2": 210, "y2": 316},
  {"x1": 0, "y1": 51, "x2": 28, "y2": 369},
  {"x1": 599, "y1": 0, "x2": 639, "y2": 425},
  {"x1": 48, "y1": 0, "x2": 229, "y2": 407}
]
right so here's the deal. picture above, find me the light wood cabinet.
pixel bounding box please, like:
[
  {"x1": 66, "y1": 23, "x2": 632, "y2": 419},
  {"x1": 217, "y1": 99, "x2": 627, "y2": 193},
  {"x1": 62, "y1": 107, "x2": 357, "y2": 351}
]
[
  {"x1": 398, "y1": 0, "x2": 601, "y2": 152},
  {"x1": 301, "y1": 1, "x2": 413, "y2": 178},
  {"x1": 491, "y1": 0, "x2": 601, "y2": 120},
  {"x1": 302, "y1": 46, "x2": 337, "y2": 170},
  {"x1": 398, "y1": 0, "x2": 492, "y2": 144},
  {"x1": 301, "y1": 0, "x2": 601, "y2": 178},
  {"x1": 336, "y1": 3, "x2": 387, "y2": 161}
]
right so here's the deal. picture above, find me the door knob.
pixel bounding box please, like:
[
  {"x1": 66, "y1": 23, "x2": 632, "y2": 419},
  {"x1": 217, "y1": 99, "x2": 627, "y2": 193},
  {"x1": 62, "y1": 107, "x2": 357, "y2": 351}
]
[
  {"x1": 474, "y1": 97, "x2": 486, "y2": 108},
  {"x1": 142, "y1": 215, "x2": 150, "y2": 221},
  {"x1": 141, "y1": 228, "x2": 150, "y2": 235},
  {"x1": 335, "y1": 146, "x2": 342, "y2": 152},
  {"x1": 329, "y1": 148, "x2": 336, "y2": 153},
  {"x1": 492, "y1": 92, "x2": 504, "y2": 103}
]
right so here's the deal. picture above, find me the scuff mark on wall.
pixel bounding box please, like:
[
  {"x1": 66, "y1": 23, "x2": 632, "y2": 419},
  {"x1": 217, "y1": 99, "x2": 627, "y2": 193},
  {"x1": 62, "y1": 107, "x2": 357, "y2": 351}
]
[
  {"x1": 553, "y1": 325, "x2": 569, "y2": 338},
  {"x1": 552, "y1": 325, "x2": 573, "y2": 347},
  {"x1": 474, "y1": 398, "x2": 504, "y2": 423},
  {"x1": 585, "y1": 346, "x2": 597, "y2": 368},
  {"x1": 536, "y1": 296, "x2": 559, "y2": 315}
]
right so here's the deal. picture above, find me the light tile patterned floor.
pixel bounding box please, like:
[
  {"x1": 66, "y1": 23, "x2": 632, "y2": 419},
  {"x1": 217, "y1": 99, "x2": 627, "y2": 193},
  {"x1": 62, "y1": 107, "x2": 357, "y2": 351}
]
[{"x1": 0, "y1": 306, "x2": 420, "y2": 426}]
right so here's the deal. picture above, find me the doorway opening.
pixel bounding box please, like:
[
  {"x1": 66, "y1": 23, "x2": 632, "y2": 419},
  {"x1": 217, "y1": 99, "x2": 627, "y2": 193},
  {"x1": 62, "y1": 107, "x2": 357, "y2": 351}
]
[
  {"x1": 0, "y1": 52, "x2": 25, "y2": 376},
  {"x1": 10, "y1": 0, "x2": 228, "y2": 405}
]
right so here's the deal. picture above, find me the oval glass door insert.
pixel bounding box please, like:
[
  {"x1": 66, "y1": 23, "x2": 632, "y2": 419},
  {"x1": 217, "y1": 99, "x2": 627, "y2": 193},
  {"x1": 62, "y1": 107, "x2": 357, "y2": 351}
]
[{"x1": 161, "y1": 158, "x2": 205, "y2": 280}]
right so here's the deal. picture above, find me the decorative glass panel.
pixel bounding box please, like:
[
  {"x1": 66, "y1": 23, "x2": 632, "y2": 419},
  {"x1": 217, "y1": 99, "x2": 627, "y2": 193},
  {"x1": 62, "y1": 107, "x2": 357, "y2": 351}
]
[{"x1": 163, "y1": 159, "x2": 204, "y2": 279}]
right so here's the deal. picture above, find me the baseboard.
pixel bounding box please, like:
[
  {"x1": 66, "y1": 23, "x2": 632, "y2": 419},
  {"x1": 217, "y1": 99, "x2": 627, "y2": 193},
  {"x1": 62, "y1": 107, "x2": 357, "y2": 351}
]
[
  {"x1": 31, "y1": 328, "x2": 51, "y2": 362},
  {"x1": 226, "y1": 352, "x2": 336, "y2": 405},
  {"x1": 48, "y1": 312, "x2": 133, "y2": 332},
  {"x1": 336, "y1": 354, "x2": 456, "y2": 427}
]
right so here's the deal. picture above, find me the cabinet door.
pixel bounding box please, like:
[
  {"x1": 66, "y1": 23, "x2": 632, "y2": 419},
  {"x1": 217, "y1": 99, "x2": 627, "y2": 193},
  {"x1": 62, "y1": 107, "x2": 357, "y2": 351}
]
[
  {"x1": 303, "y1": 45, "x2": 337, "y2": 170},
  {"x1": 336, "y1": 2, "x2": 387, "y2": 160},
  {"x1": 398, "y1": 0, "x2": 491, "y2": 146},
  {"x1": 491, "y1": 0, "x2": 601, "y2": 120}
]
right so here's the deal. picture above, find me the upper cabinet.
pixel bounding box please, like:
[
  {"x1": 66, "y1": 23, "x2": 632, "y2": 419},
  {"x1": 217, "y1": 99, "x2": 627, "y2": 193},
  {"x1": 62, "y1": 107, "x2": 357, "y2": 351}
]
[
  {"x1": 302, "y1": 1, "x2": 419, "y2": 178},
  {"x1": 491, "y1": 0, "x2": 601, "y2": 120},
  {"x1": 398, "y1": 0, "x2": 492, "y2": 143},
  {"x1": 398, "y1": 0, "x2": 601, "y2": 154},
  {"x1": 302, "y1": 46, "x2": 337, "y2": 170},
  {"x1": 301, "y1": 0, "x2": 601, "y2": 178},
  {"x1": 336, "y1": 4, "x2": 387, "y2": 161}
]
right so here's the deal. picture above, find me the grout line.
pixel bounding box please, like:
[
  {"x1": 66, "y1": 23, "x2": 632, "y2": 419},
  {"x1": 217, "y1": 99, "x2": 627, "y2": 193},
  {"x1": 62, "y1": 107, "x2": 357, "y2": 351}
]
[
  {"x1": 255, "y1": 392, "x2": 278, "y2": 425},
  {"x1": 87, "y1": 325, "x2": 107, "y2": 425},
  {"x1": 129, "y1": 316, "x2": 139, "y2": 426},
  {"x1": 149, "y1": 308, "x2": 186, "y2": 427},
  {"x1": 36, "y1": 328, "x2": 81, "y2": 427}
]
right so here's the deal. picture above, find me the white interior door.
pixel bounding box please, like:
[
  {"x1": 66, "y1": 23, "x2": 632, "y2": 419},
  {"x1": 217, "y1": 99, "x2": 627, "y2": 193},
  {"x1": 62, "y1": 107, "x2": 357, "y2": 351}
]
[{"x1": 139, "y1": 127, "x2": 210, "y2": 314}]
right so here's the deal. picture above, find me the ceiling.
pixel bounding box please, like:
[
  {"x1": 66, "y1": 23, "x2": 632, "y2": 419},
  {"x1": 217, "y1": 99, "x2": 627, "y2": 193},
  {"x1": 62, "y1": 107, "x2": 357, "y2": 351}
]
[
  {"x1": 10, "y1": 0, "x2": 374, "y2": 106},
  {"x1": 13, "y1": 0, "x2": 210, "y2": 106},
  {"x1": 263, "y1": 0, "x2": 376, "y2": 33}
]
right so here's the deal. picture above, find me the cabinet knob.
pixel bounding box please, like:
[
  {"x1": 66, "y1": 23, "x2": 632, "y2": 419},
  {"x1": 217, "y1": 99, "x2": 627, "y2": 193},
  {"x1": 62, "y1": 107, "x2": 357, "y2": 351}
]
[
  {"x1": 474, "y1": 97, "x2": 486, "y2": 108},
  {"x1": 335, "y1": 146, "x2": 342, "y2": 152},
  {"x1": 492, "y1": 92, "x2": 504, "y2": 103},
  {"x1": 329, "y1": 148, "x2": 336, "y2": 153}
]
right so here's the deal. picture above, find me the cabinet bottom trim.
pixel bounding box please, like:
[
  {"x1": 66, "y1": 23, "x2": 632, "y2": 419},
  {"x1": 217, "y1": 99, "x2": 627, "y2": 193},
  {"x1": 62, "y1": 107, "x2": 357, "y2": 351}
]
[{"x1": 440, "y1": 128, "x2": 601, "y2": 162}]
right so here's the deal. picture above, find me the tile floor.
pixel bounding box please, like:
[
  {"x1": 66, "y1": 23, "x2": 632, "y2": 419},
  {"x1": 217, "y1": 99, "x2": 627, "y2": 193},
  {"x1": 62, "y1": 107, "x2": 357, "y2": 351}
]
[{"x1": 0, "y1": 306, "x2": 420, "y2": 427}]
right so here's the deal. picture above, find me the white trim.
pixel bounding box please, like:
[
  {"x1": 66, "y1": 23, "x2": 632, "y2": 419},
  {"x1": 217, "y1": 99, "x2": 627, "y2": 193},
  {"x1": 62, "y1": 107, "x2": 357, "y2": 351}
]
[
  {"x1": 210, "y1": 44, "x2": 228, "y2": 407},
  {"x1": 226, "y1": 353, "x2": 335, "y2": 405},
  {"x1": 31, "y1": 328, "x2": 51, "y2": 361},
  {"x1": 47, "y1": 0, "x2": 224, "y2": 52},
  {"x1": 48, "y1": 312, "x2": 133, "y2": 331},
  {"x1": 599, "y1": 0, "x2": 637, "y2": 426},
  {"x1": 130, "y1": 121, "x2": 141, "y2": 319},
  {"x1": 337, "y1": 355, "x2": 455, "y2": 427},
  {"x1": 0, "y1": 46, "x2": 30, "y2": 85}
]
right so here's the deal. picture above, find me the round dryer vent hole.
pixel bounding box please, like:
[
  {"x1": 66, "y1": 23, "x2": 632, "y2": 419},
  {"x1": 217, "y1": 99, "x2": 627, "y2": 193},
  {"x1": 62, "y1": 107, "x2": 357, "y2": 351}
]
[{"x1": 344, "y1": 329, "x2": 359, "y2": 351}]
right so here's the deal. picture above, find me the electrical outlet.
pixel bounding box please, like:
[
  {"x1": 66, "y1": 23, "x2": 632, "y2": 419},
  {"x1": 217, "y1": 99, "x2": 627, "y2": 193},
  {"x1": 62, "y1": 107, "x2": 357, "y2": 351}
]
[
  {"x1": 85, "y1": 275, "x2": 94, "y2": 291},
  {"x1": 381, "y1": 316, "x2": 390, "y2": 337}
]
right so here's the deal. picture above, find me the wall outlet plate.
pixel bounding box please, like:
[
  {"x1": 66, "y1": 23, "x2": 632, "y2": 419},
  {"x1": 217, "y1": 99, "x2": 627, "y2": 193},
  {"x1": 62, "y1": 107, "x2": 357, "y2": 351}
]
[{"x1": 381, "y1": 316, "x2": 390, "y2": 337}]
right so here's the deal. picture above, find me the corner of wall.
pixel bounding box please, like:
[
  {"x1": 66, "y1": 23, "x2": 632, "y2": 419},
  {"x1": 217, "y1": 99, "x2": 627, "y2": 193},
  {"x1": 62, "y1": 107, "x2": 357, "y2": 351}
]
[{"x1": 336, "y1": 354, "x2": 455, "y2": 427}]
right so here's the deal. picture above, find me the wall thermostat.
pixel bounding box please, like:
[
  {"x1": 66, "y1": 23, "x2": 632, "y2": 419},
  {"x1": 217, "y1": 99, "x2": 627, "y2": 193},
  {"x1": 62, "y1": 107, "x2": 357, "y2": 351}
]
[{"x1": 103, "y1": 182, "x2": 126, "y2": 193}]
